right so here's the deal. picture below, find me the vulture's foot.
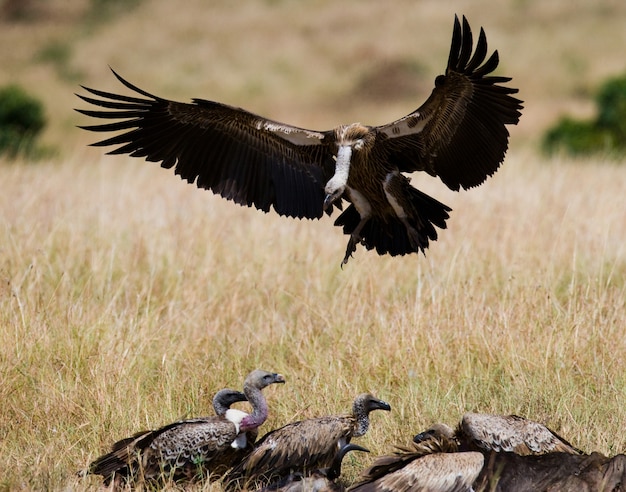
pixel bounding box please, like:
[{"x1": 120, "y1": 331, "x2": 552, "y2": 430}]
[{"x1": 341, "y1": 235, "x2": 360, "y2": 266}]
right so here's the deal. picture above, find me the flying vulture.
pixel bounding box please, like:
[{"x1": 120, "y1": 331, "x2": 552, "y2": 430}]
[
  {"x1": 413, "y1": 412, "x2": 582, "y2": 456},
  {"x1": 84, "y1": 370, "x2": 285, "y2": 487},
  {"x1": 76, "y1": 15, "x2": 522, "y2": 265},
  {"x1": 226, "y1": 393, "x2": 391, "y2": 489}
]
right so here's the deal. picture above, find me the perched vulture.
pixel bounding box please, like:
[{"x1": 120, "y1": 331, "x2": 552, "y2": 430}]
[
  {"x1": 414, "y1": 412, "x2": 582, "y2": 456},
  {"x1": 84, "y1": 370, "x2": 285, "y2": 487},
  {"x1": 348, "y1": 436, "x2": 484, "y2": 492},
  {"x1": 259, "y1": 443, "x2": 370, "y2": 492},
  {"x1": 226, "y1": 393, "x2": 391, "y2": 489},
  {"x1": 76, "y1": 15, "x2": 522, "y2": 265}
]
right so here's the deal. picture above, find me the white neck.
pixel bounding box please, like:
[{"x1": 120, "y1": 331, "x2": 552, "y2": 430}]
[{"x1": 327, "y1": 145, "x2": 352, "y2": 190}]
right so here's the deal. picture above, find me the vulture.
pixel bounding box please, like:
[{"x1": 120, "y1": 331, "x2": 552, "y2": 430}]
[
  {"x1": 75, "y1": 15, "x2": 522, "y2": 265},
  {"x1": 259, "y1": 443, "x2": 370, "y2": 492},
  {"x1": 226, "y1": 393, "x2": 391, "y2": 489},
  {"x1": 348, "y1": 435, "x2": 484, "y2": 492},
  {"x1": 408, "y1": 413, "x2": 626, "y2": 492},
  {"x1": 413, "y1": 412, "x2": 582, "y2": 456},
  {"x1": 475, "y1": 449, "x2": 626, "y2": 492},
  {"x1": 84, "y1": 369, "x2": 285, "y2": 487}
]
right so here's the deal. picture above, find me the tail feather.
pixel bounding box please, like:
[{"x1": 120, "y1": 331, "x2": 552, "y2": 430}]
[{"x1": 334, "y1": 187, "x2": 451, "y2": 258}]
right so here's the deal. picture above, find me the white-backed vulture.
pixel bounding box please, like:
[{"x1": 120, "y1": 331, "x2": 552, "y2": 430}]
[
  {"x1": 409, "y1": 413, "x2": 625, "y2": 491},
  {"x1": 84, "y1": 370, "x2": 285, "y2": 487},
  {"x1": 259, "y1": 443, "x2": 370, "y2": 492},
  {"x1": 348, "y1": 437, "x2": 484, "y2": 492},
  {"x1": 414, "y1": 413, "x2": 582, "y2": 456},
  {"x1": 227, "y1": 393, "x2": 391, "y2": 489},
  {"x1": 75, "y1": 15, "x2": 522, "y2": 265}
]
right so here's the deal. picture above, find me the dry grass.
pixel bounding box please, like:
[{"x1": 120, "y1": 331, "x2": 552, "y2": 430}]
[
  {"x1": 1, "y1": 0, "x2": 626, "y2": 490},
  {"x1": 1, "y1": 150, "x2": 625, "y2": 490}
]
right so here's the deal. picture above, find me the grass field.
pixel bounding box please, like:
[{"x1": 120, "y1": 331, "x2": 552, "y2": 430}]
[{"x1": 1, "y1": 0, "x2": 626, "y2": 490}]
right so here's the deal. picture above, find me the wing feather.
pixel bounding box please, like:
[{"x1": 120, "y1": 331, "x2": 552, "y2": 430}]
[
  {"x1": 76, "y1": 69, "x2": 335, "y2": 219},
  {"x1": 232, "y1": 416, "x2": 353, "y2": 484},
  {"x1": 460, "y1": 413, "x2": 583, "y2": 455},
  {"x1": 376, "y1": 15, "x2": 523, "y2": 191},
  {"x1": 351, "y1": 444, "x2": 483, "y2": 492}
]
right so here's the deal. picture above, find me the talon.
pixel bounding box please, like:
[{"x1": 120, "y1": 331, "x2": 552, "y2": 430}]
[{"x1": 342, "y1": 236, "x2": 359, "y2": 266}]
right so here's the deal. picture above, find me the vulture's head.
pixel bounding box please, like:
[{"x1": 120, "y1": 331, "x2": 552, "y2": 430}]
[
  {"x1": 244, "y1": 369, "x2": 286, "y2": 390},
  {"x1": 413, "y1": 422, "x2": 455, "y2": 444},
  {"x1": 212, "y1": 388, "x2": 248, "y2": 415},
  {"x1": 354, "y1": 393, "x2": 392, "y2": 415},
  {"x1": 324, "y1": 123, "x2": 374, "y2": 212}
]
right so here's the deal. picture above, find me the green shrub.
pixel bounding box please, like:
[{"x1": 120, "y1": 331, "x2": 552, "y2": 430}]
[
  {"x1": 596, "y1": 75, "x2": 626, "y2": 140},
  {"x1": 542, "y1": 73, "x2": 626, "y2": 157},
  {"x1": 0, "y1": 84, "x2": 46, "y2": 158}
]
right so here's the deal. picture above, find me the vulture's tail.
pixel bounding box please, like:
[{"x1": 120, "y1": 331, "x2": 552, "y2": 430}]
[{"x1": 334, "y1": 187, "x2": 451, "y2": 260}]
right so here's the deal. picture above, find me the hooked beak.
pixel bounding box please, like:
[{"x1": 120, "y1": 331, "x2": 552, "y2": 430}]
[
  {"x1": 323, "y1": 193, "x2": 334, "y2": 212},
  {"x1": 368, "y1": 397, "x2": 391, "y2": 412},
  {"x1": 375, "y1": 399, "x2": 392, "y2": 412},
  {"x1": 413, "y1": 429, "x2": 436, "y2": 443}
]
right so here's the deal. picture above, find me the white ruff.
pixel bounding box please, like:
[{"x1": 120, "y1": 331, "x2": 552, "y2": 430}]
[
  {"x1": 225, "y1": 409, "x2": 248, "y2": 433},
  {"x1": 225, "y1": 409, "x2": 249, "y2": 449}
]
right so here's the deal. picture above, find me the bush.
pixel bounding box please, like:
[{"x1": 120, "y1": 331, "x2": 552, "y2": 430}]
[
  {"x1": 596, "y1": 75, "x2": 626, "y2": 140},
  {"x1": 0, "y1": 84, "x2": 46, "y2": 158},
  {"x1": 542, "y1": 73, "x2": 626, "y2": 157}
]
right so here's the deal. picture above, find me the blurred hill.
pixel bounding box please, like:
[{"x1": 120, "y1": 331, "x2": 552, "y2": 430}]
[{"x1": 1, "y1": 0, "x2": 625, "y2": 155}]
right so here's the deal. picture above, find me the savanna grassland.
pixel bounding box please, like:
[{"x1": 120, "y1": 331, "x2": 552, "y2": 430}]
[{"x1": 1, "y1": 0, "x2": 626, "y2": 490}]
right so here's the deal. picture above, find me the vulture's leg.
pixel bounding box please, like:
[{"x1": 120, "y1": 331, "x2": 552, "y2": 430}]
[
  {"x1": 342, "y1": 217, "x2": 368, "y2": 265},
  {"x1": 341, "y1": 188, "x2": 372, "y2": 266},
  {"x1": 383, "y1": 172, "x2": 422, "y2": 251}
]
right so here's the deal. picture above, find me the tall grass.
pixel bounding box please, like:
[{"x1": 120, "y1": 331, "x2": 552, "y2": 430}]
[{"x1": 1, "y1": 150, "x2": 624, "y2": 489}]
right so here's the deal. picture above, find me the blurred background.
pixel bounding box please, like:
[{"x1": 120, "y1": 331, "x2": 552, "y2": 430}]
[{"x1": 1, "y1": 0, "x2": 626, "y2": 158}]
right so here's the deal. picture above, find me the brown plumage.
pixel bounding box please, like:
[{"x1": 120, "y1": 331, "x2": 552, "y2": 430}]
[
  {"x1": 75, "y1": 15, "x2": 522, "y2": 265},
  {"x1": 349, "y1": 437, "x2": 484, "y2": 492},
  {"x1": 259, "y1": 443, "x2": 370, "y2": 492},
  {"x1": 227, "y1": 393, "x2": 391, "y2": 490},
  {"x1": 475, "y1": 450, "x2": 626, "y2": 492},
  {"x1": 84, "y1": 370, "x2": 285, "y2": 488},
  {"x1": 414, "y1": 413, "x2": 582, "y2": 456},
  {"x1": 409, "y1": 414, "x2": 621, "y2": 491}
]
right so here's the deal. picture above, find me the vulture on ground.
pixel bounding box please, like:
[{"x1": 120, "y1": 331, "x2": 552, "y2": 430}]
[
  {"x1": 84, "y1": 370, "x2": 285, "y2": 488},
  {"x1": 409, "y1": 413, "x2": 626, "y2": 491},
  {"x1": 226, "y1": 393, "x2": 391, "y2": 489},
  {"x1": 348, "y1": 435, "x2": 484, "y2": 492},
  {"x1": 475, "y1": 449, "x2": 626, "y2": 492},
  {"x1": 76, "y1": 15, "x2": 522, "y2": 265},
  {"x1": 259, "y1": 443, "x2": 370, "y2": 492},
  {"x1": 414, "y1": 412, "x2": 582, "y2": 456}
]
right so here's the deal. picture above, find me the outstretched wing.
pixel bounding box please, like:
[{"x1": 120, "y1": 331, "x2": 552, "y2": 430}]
[
  {"x1": 376, "y1": 15, "x2": 523, "y2": 191},
  {"x1": 76, "y1": 69, "x2": 336, "y2": 219}
]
